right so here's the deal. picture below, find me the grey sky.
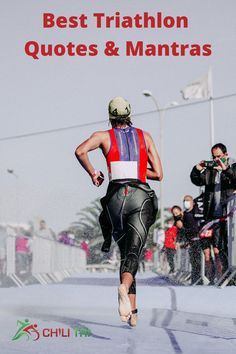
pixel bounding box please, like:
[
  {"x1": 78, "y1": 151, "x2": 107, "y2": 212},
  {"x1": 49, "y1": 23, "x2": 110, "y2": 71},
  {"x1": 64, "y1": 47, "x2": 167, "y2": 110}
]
[{"x1": 0, "y1": 0, "x2": 236, "y2": 232}]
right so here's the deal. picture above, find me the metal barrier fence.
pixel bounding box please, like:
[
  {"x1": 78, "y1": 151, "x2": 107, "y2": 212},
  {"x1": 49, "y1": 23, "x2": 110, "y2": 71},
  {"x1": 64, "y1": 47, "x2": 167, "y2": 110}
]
[
  {"x1": 154, "y1": 246, "x2": 195, "y2": 284},
  {"x1": 227, "y1": 194, "x2": 236, "y2": 268},
  {"x1": 153, "y1": 195, "x2": 236, "y2": 287},
  {"x1": 1, "y1": 233, "x2": 86, "y2": 287},
  {"x1": 216, "y1": 194, "x2": 236, "y2": 287},
  {"x1": 1, "y1": 195, "x2": 236, "y2": 288}
]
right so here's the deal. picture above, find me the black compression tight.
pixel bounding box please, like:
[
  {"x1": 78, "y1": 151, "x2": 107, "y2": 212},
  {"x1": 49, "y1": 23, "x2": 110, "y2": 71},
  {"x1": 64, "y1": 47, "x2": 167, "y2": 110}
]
[{"x1": 106, "y1": 183, "x2": 154, "y2": 294}]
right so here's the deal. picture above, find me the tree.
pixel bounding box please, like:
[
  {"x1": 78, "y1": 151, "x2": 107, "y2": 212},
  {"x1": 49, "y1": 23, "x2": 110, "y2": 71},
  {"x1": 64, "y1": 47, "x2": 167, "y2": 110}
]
[{"x1": 71, "y1": 198, "x2": 104, "y2": 263}]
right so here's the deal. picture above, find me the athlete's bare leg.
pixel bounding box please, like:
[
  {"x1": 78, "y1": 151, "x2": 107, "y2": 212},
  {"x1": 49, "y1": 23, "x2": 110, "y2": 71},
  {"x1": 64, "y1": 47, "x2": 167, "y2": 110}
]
[
  {"x1": 128, "y1": 294, "x2": 138, "y2": 326},
  {"x1": 118, "y1": 272, "x2": 133, "y2": 321},
  {"x1": 121, "y1": 271, "x2": 133, "y2": 290},
  {"x1": 121, "y1": 273, "x2": 138, "y2": 326},
  {"x1": 128, "y1": 294, "x2": 136, "y2": 311}
]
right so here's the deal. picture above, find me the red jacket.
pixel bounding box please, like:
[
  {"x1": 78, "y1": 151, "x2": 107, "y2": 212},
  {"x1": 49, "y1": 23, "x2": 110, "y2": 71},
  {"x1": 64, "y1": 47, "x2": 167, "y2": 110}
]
[{"x1": 164, "y1": 226, "x2": 177, "y2": 250}]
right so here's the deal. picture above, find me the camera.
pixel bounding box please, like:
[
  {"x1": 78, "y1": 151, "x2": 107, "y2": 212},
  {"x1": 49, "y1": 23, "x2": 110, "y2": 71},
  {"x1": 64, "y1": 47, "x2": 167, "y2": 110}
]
[
  {"x1": 203, "y1": 160, "x2": 218, "y2": 168},
  {"x1": 203, "y1": 157, "x2": 226, "y2": 168}
]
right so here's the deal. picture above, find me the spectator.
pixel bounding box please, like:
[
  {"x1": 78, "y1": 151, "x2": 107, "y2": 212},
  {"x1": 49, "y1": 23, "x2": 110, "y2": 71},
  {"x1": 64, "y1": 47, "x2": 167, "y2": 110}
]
[
  {"x1": 164, "y1": 206, "x2": 183, "y2": 274},
  {"x1": 164, "y1": 223, "x2": 177, "y2": 274},
  {"x1": 15, "y1": 233, "x2": 31, "y2": 275},
  {"x1": 144, "y1": 248, "x2": 153, "y2": 263},
  {"x1": 35, "y1": 220, "x2": 56, "y2": 241},
  {"x1": 190, "y1": 143, "x2": 236, "y2": 282},
  {"x1": 181, "y1": 195, "x2": 202, "y2": 284},
  {"x1": 58, "y1": 231, "x2": 71, "y2": 245},
  {"x1": 171, "y1": 206, "x2": 186, "y2": 247},
  {"x1": 81, "y1": 240, "x2": 90, "y2": 258},
  {"x1": 68, "y1": 233, "x2": 75, "y2": 246}
]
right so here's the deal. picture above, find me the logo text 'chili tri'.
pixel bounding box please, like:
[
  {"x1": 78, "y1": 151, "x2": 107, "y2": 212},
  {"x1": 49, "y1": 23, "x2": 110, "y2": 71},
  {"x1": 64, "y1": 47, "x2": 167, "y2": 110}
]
[{"x1": 12, "y1": 319, "x2": 91, "y2": 341}]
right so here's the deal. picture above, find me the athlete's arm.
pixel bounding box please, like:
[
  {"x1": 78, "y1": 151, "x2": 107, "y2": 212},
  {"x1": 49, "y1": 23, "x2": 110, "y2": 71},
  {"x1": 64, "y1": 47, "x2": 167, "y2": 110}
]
[
  {"x1": 144, "y1": 132, "x2": 163, "y2": 181},
  {"x1": 75, "y1": 131, "x2": 105, "y2": 186}
]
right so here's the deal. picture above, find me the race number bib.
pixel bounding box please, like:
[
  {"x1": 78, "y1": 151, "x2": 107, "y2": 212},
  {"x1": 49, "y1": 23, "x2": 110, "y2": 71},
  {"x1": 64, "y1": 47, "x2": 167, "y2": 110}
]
[{"x1": 199, "y1": 229, "x2": 213, "y2": 238}]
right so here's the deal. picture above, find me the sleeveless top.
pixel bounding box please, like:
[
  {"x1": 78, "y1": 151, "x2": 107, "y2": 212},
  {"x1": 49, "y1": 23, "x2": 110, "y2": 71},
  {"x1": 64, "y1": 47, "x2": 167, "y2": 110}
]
[{"x1": 105, "y1": 127, "x2": 148, "y2": 183}]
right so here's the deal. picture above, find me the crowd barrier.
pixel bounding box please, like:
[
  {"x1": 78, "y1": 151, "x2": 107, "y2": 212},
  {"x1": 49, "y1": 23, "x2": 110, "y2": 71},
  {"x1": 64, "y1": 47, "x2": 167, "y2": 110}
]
[
  {"x1": 1, "y1": 195, "x2": 236, "y2": 288},
  {"x1": 216, "y1": 194, "x2": 236, "y2": 287},
  {"x1": 1, "y1": 233, "x2": 86, "y2": 287},
  {"x1": 153, "y1": 195, "x2": 236, "y2": 287},
  {"x1": 173, "y1": 247, "x2": 192, "y2": 284}
]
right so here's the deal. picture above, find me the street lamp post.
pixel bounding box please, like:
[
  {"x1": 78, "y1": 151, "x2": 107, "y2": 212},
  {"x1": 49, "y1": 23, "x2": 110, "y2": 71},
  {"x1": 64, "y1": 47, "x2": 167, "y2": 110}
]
[
  {"x1": 7, "y1": 169, "x2": 19, "y2": 222},
  {"x1": 142, "y1": 91, "x2": 178, "y2": 230}
]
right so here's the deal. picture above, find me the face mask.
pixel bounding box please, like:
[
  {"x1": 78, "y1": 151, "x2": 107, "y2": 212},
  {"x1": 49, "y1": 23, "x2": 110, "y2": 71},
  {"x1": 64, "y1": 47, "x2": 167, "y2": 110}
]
[
  {"x1": 174, "y1": 214, "x2": 182, "y2": 221},
  {"x1": 184, "y1": 201, "x2": 191, "y2": 210}
]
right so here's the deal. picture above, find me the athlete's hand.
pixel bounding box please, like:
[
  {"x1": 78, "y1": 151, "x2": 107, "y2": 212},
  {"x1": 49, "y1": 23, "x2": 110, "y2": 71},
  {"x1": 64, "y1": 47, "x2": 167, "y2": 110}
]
[{"x1": 91, "y1": 171, "x2": 104, "y2": 187}]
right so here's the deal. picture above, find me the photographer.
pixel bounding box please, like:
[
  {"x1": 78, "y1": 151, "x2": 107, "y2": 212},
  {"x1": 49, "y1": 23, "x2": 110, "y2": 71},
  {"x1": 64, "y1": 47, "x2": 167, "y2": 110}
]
[{"x1": 190, "y1": 143, "x2": 236, "y2": 282}]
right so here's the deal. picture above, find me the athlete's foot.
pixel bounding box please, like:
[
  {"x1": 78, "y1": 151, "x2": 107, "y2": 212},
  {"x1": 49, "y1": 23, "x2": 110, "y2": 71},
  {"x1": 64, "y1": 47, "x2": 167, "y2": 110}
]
[
  {"x1": 118, "y1": 284, "x2": 132, "y2": 322},
  {"x1": 128, "y1": 309, "x2": 138, "y2": 327}
]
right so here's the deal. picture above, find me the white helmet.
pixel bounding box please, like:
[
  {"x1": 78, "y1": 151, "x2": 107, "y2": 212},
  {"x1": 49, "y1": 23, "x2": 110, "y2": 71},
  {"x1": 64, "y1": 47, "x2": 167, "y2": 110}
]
[{"x1": 108, "y1": 96, "x2": 131, "y2": 119}]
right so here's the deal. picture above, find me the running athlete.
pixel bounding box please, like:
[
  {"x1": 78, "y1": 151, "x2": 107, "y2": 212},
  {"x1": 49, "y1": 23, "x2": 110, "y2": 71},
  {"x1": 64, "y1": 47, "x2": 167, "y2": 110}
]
[{"x1": 75, "y1": 97, "x2": 163, "y2": 326}]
